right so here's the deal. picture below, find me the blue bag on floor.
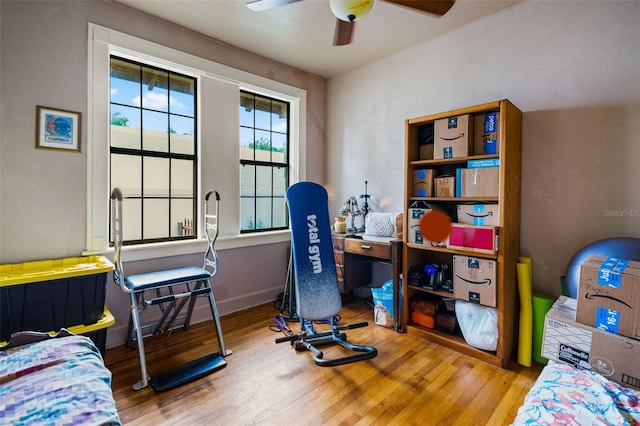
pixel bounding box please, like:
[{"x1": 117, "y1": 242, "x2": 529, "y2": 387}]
[{"x1": 371, "y1": 280, "x2": 396, "y2": 328}]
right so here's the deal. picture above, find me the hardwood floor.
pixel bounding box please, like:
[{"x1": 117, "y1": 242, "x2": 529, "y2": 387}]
[{"x1": 104, "y1": 297, "x2": 543, "y2": 425}]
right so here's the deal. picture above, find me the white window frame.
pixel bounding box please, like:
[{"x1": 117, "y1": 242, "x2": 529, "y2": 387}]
[{"x1": 86, "y1": 24, "x2": 306, "y2": 261}]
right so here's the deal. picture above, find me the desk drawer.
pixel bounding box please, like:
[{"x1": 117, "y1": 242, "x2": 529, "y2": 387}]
[{"x1": 345, "y1": 239, "x2": 391, "y2": 260}]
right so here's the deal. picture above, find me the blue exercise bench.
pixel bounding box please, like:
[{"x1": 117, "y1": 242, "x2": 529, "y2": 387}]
[
  {"x1": 111, "y1": 188, "x2": 231, "y2": 391},
  {"x1": 276, "y1": 182, "x2": 377, "y2": 366}
]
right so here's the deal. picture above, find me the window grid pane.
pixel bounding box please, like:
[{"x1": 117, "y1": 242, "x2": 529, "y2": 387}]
[{"x1": 110, "y1": 55, "x2": 197, "y2": 245}]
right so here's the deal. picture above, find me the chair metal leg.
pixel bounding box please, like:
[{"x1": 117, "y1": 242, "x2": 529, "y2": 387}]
[
  {"x1": 130, "y1": 291, "x2": 150, "y2": 390},
  {"x1": 204, "y1": 279, "x2": 231, "y2": 356}
]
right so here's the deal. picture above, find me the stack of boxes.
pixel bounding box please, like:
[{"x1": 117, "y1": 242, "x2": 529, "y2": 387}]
[
  {"x1": 411, "y1": 112, "x2": 500, "y2": 254},
  {"x1": 542, "y1": 257, "x2": 640, "y2": 390},
  {"x1": 418, "y1": 111, "x2": 498, "y2": 161},
  {"x1": 409, "y1": 111, "x2": 503, "y2": 320}
]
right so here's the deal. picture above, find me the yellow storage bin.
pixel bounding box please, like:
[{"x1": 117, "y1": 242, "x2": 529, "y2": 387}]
[{"x1": 0, "y1": 256, "x2": 114, "y2": 342}]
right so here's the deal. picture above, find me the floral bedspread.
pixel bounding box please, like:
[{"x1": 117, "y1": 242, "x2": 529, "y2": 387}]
[
  {"x1": 512, "y1": 360, "x2": 640, "y2": 425},
  {"x1": 0, "y1": 334, "x2": 121, "y2": 425}
]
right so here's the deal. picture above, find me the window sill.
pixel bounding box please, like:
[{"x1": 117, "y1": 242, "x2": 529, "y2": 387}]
[{"x1": 83, "y1": 230, "x2": 291, "y2": 262}]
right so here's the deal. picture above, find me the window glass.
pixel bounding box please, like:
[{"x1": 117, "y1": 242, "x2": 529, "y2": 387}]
[
  {"x1": 171, "y1": 159, "x2": 194, "y2": 197},
  {"x1": 111, "y1": 154, "x2": 141, "y2": 197},
  {"x1": 141, "y1": 67, "x2": 169, "y2": 112},
  {"x1": 171, "y1": 199, "x2": 194, "y2": 237},
  {"x1": 142, "y1": 110, "x2": 169, "y2": 152},
  {"x1": 143, "y1": 157, "x2": 169, "y2": 197},
  {"x1": 170, "y1": 115, "x2": 195, "y2": 155},
  {"x1": 111, "y1": 105, "x2": 141, "y2": 149},
  {"x1": 143, "y1": 199, "x2": 169, "y2": 239},
  {"x1": 110, "y1": 58, "x2": 140, "y2": 107},
  {"x1": 170, "y1": 74, "x2": 195, "y2": 117}
]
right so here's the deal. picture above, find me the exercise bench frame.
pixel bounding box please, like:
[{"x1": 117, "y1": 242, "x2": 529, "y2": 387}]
[{"x1": 111, "y1": 188, "x2": 232, "y2": 391}]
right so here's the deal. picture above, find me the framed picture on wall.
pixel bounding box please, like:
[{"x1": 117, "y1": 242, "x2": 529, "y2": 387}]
[{"x1": 36, "y1": 106, "x2": 81, "y2": 152}]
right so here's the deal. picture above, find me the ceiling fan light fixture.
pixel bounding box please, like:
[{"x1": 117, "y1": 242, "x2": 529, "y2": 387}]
[{"x1": 329, "y1": 0, "x2": 374, "y2": 22}]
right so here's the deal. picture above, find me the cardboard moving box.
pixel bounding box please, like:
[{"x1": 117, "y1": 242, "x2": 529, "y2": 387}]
[
  {"x1": 434, "y1": 176, "x2": 455, "y2": 198},
  {"x1": 542, "y1": 296, "x2": 640, "y2": 391},
  {"x1": 434, "y1": 114, "x2": 473, "y2": 159},
  {"x1": 473, "y1": 112, "x2": 500, "y2": 155},
  {"x1": 576, "y1": 256, "x2": 640, "y2": 340},
  {"x1": 453, "y1": 255, "x2": 497, "y2": 307},
  {"x1": 457, "y1": 204, "x2": 500, "y2": 226},
  {"x1": 407, "y1": 207, "x2": 428, "y2": 244},
  {"x1": 459, "y1": 167, "x2": 499, "y2": 198},
  {"x1": 413, "y1": 169, "x2": 437, "y2": 197},
  {"x1": 407, "y1": 207, "x2": 446, "y2": 247}
]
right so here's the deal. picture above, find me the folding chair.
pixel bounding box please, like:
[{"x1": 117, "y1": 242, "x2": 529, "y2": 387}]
[
  {"x1": 276, "y1": 181, "x2": 377, "y2": 366},
  {"x1": 111, "y1": 188, "x2": 231, "y2": 391}
]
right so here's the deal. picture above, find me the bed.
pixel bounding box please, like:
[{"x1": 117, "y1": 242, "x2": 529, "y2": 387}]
[
  {"x1": 512, "y1": 360, "x2": 640, "y2": 425},
  {"x1": 0, "y1": 331, "x2": 121, "y2": 425}
]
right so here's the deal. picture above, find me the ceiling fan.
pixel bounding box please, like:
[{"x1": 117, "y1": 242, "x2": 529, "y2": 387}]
[{"x1": 246, "y1": 0, "x2": 455, "y2": 46}]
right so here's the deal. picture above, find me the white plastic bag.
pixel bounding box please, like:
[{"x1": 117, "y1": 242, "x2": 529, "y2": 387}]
[{"x1": 455, "y1": 300, "x2": 498, "y2": 351}]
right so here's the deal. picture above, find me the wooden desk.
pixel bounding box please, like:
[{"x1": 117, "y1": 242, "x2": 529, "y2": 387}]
[{"x1": 332, "y1": 234, "x2": 403, "y2": 331}]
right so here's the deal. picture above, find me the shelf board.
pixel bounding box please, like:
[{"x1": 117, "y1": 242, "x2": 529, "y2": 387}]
[
  {"x1": 409, "y1": 196, "x2": 499, "y2": 203},
  {"x1": 406, "y1": 324, "x2": 502, "y2": 367},
  {"x1": 405, "y1": 243, "x2": 498, "y2": 259},
  {"x1": 410, "y1": 154, "x2": 498, "y2": 167},
  {"x1": 407, "y1": 101, "x2": 502, "y2": 125},
  {"x1": 408, "y1": 284, "x2": 454, "y2": 299}
]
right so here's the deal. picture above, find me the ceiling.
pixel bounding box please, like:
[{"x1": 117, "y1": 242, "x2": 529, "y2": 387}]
[{"x1": 114, "y1": 0, "x2": 520, "y2": 79}]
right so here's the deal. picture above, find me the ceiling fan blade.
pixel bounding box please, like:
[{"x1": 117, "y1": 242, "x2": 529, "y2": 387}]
[
  {"x1": 246, "y1": 0, "x2": 303, "y2": 12},
  {"x1": 333, "y1": 19, "x2": 355, "y2": 46},
  {"x1": 383, "y1": 0, "x2": 455, "y2": 17}
]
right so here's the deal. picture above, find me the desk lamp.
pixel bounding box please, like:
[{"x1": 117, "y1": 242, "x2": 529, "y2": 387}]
[{"x1": 339, "y1": 196, "x2": 361, "y2": 234}]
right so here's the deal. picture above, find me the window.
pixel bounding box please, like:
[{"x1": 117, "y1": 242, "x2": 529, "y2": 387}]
[
  {"x1": 87, "y1": 24, "x2": 306, "y2": 259},
  {"x1": 239, "y1": 91, "x2": 289, "y2": 233},
  {"x1": 110, "y1": 56, "x2": 197, "y2": 244}
]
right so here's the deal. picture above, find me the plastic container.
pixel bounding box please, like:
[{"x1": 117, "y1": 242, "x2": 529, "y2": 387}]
[
  {"x1": 0, "y1": 256, "x2": 114, "y2": 342},
  {"x1": 66, "y1": 306, "x2": 115, "y2": 356}
]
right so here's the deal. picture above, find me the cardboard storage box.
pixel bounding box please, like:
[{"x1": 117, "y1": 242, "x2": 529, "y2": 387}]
[
  {"x1": 458, "y1": 167, "x2": 499, "y2": 198},
  {"x1": 434, "y1": 114, "x2": 473, "y2": 159},
  {"x1": 413, "y1": 169, "x2": 437, "y2": 197},
  {"x1": 576, "y1": 256, "x2": 640, "y2": 340},
  {"x1": 407, "y1": 207, "x2": 428, "y2": 244},
  {"x1": 453, "y1": 255, "x2": 497, "y2": 307},
  {"x1": 474, "y1": 112, "x2": 500, "y2": 155},
  {"x1": 434, "y1": 176, "x2": 455, "y2": 198},
  {"x1": 0, "y1": 256, "x2": 114, "y2": 342},
  {"x1": 542, "y1": 296, "x2": 640, "y2": 391},
  {"x1": 448, "y1": 224, "x2": 498, "y2": 254},
  {"x1": 407, "y1": 207, "x2": 446, "y2": 246},
  {"x1": 456, "y1": 204, "x2": 500, "y2": 226}
]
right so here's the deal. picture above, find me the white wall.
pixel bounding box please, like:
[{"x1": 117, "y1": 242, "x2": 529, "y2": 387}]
[
  {"x1": 0, "y1": 0, "x2": 326, "y2": 348},
  {"x1": 327, "y1": 0, "x2": 640, "y2": 296}
]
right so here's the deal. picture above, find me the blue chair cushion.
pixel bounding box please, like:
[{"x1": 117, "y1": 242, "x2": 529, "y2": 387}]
[
  {"x1": 125, "y1": 266, "x2": 210, "y2": 291},
  {"x1": 565, "y1": 237, "x2": 640, "y2": 298}
]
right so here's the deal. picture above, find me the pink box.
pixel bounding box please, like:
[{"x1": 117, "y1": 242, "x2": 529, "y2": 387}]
[{"x1": 447, "y1": 224, "x2": 497, "y2": 254}]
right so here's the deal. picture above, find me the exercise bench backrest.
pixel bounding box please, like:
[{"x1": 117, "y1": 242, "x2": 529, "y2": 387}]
[{"x1": 286, "y1": 182, "x2": 342, "y2": 321}]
